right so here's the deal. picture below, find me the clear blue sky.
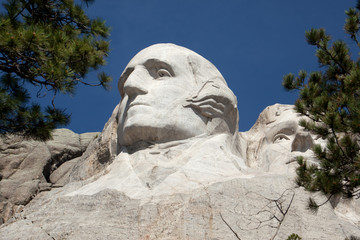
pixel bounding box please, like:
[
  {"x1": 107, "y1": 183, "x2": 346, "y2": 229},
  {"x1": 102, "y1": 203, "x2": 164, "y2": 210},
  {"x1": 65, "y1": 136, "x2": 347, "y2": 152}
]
[{"x1": 36, "y1": 0, "x2": 358, "y2": 133}]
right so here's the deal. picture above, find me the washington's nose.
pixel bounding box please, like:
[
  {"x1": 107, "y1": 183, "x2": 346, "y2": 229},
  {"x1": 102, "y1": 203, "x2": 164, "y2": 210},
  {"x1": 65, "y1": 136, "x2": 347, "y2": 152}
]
[
  {"x1": 291, "y1": 132, "x2": 314, "y2": 152},
  {"x1": 123, "y1": 68, "x2": 148, "y2": 97}
]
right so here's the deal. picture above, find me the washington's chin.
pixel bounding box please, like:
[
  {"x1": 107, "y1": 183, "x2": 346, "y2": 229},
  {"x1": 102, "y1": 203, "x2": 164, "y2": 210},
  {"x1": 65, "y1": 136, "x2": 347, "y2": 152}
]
[
  {"x1": 118, "y1": 122, "x2": 206, "y2": 147},
  {"x1": 118, "y1": 123, "x2": 155, "y2": 146}
]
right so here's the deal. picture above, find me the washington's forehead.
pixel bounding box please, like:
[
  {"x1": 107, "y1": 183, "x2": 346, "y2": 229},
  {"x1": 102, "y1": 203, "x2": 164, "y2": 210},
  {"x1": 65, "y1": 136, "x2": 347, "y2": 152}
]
[{"x1": 126, "y1": 45, "x2": 192, "y2": 68}]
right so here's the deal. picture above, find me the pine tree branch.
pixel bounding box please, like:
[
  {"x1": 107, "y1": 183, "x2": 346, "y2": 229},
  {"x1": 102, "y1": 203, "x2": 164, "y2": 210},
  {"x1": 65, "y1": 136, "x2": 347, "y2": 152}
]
[
  {"x1": 74, "y1": 78, "x2": 103, "y2": 87},
  {"x1": 317, "y1": 194, "x2": 334, "y2": 208},
  {"x1": 317, "y1": 44, "x2": 351, "y2": 75},
  {"x1": 0, "y1": 0, "x2": 111, "y2": 140},
  {"x1": 302, "y1": 111, "x2": 325, "y2": 122},
  {"x1": 51, "y1": 90, "x2": 57, "y2": 108},
  {"x1": 286, "y1": 2, "x2": 360, "y2": 208},
  {"x1": 330, "y1": 126, "x2": 351, "y2": 161},
  {"x1": 0, "y1": 64, "x2": 49, "y2": 86},
  {"x1": 9, "y1": 2, "x2": 29, "y2": 20},
  {"x1": 350, "y1": 34, "x2": 359, "y2": 45}
]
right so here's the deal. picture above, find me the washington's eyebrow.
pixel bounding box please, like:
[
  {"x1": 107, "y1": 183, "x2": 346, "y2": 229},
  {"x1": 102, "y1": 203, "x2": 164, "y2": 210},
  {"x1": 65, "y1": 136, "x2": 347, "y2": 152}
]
[
  {"x1": 118, "y1": 59, "x2": 175, "y2": 97},
  {"x1": 143, "y1": 59, "x2": 175, "y2": 78}
]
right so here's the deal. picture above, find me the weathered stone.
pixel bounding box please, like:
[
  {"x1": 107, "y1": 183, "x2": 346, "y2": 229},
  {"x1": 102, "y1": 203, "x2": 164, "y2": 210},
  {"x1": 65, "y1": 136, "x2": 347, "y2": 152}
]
[
  {"x1": 0, "y1": 44, "x2": 358, "y2": 239},
  {"x1": 0, "y1": 129, "x2": 98, "y2": 225},
  {"x1": 0, "y1": 173, "x2": 358, "y2": 239},
  {"x1": 69, "y1": 104, "x2": 119, "y2": 182},
  {"x1": 49, "y1": 157, "x2": 79, "y2": 186}
]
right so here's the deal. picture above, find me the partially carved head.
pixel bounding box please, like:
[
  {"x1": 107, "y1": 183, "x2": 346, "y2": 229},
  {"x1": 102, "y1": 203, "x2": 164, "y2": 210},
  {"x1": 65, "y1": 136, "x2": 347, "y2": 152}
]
[
  {"x1": 245, "y1": 104, "x2": 317, "y2": 171},
  {"x1": 117, "y1": 43, "x2": 238, "y2": 146}
]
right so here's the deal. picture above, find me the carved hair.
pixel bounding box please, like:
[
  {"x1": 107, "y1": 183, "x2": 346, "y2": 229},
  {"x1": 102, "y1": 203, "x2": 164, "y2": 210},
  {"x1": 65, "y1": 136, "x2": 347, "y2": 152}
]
[{"x1": 183, "y1": 53, "x2": 238, "y2": 135}]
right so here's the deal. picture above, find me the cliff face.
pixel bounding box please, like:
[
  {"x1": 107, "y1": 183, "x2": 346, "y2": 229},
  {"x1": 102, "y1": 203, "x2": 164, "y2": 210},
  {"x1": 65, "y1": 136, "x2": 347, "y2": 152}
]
[
  {"x1": 0, "y1": 129, "x2": 99, "y2": 224},
  {"x1": 0, "y1": 104, "x2": 359, "y2": 240}
]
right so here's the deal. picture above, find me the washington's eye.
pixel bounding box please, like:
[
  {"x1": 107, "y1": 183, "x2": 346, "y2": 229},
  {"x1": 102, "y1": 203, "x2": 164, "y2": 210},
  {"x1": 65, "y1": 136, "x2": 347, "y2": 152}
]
[
  {"x1": 157, "y1": 69, "x2": 171, "y2": 78},
  {"x1": 273, "y1": 134, "x2": 290, "y2": 143}
]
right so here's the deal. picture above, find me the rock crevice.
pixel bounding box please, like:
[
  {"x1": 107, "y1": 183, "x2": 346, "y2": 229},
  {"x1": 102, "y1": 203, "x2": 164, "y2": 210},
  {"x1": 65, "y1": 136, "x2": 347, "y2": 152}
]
[{"x1": 0, "y1": 129, "x2": 98, "y2": 225}]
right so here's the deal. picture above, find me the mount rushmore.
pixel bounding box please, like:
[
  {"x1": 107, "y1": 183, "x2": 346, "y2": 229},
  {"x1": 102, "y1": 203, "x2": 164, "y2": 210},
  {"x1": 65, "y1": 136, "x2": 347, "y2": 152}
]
[{"x1": 0, "y1": 44, "x2": 359, "y2": 239}]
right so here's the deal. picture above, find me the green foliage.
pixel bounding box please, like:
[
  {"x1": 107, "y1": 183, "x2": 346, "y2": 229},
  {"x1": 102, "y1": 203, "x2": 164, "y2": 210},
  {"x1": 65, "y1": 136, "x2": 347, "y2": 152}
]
[
  {"x1": 283, "y1": 1, "x2": 360, "y2": 210},
  {"x1": 287, "y1": 233, "x2": 302, "y2": 240},
  {"x1": 0, "y1": 0, "x2": 111, "y2": 140}
]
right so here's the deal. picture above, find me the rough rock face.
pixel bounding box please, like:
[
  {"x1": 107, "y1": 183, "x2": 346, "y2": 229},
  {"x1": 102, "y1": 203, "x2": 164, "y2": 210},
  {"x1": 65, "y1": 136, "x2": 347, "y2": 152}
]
[
  {"x1": 0, "y1": 44, "x2": 359, "y2": 239},
  {"x1": 69, "y1": 104, "x2": 119, "y2": 182},
  {"x1": 0, "y1": 104, "x2": 359, "y2": 240},
  {"x1": 0, "y1": 129, "x2": 98, "y2": 224}
]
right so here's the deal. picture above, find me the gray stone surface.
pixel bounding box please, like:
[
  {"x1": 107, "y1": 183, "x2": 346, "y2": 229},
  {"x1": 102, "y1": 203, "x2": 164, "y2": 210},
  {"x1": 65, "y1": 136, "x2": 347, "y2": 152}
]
[
  {"x1": 0, "y1": 129, "x2": 98, "y2": 224},
  {"x1": 69, "y1": 104, "x2": 119, "y2": 182},
  {"x1": 0, "y1": 44, "x2": 359, "y2": 239},
  {"x1": 1, "y1": 172, "x2": 358, "y2": 240}
]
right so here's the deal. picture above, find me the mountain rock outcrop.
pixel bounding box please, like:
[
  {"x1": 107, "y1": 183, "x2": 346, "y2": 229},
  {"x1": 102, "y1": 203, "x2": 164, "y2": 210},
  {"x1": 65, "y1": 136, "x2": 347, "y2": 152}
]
[
  {"x1": 0, "y1": 44, "x2": 359, "y2": 239},
  {"x1": 0, "y1": 129, "x2": 99, "y2": 224},
  {"x1": 0, "y1": 104, "x2": 359, "y2": 239}
]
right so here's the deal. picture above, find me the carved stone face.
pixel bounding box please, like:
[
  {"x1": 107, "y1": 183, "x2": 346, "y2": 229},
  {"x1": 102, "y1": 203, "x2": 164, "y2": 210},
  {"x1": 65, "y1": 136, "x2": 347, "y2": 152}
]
[
  {"x1": 117, "y1": 44, "x2": 208, "y2": 146},
  {"x1": 246, "y1": 104, "x2": 317, "y2": 171}
]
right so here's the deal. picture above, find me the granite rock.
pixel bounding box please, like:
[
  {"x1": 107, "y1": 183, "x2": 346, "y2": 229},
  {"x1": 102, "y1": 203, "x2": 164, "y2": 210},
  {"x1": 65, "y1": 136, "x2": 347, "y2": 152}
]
[
  {"x1": 0, "y1": 129, "x2": 98, "y2": 224},
  {"x1": 0, "y1": 44, "x2": 359, "y2": 239}
]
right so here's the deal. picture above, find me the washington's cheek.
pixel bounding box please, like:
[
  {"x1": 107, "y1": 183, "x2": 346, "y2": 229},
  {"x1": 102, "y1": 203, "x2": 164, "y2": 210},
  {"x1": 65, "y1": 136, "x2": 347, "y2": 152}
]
[
  {"x1": 121, "y1": 106, "x2": 154, "y2": 129},
  {"x1": 148, "y1": 81, "x2": 193, "y2": 105},
  {"x1": 145, "y1": 95, "x2": 187, "y2": 116}
]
